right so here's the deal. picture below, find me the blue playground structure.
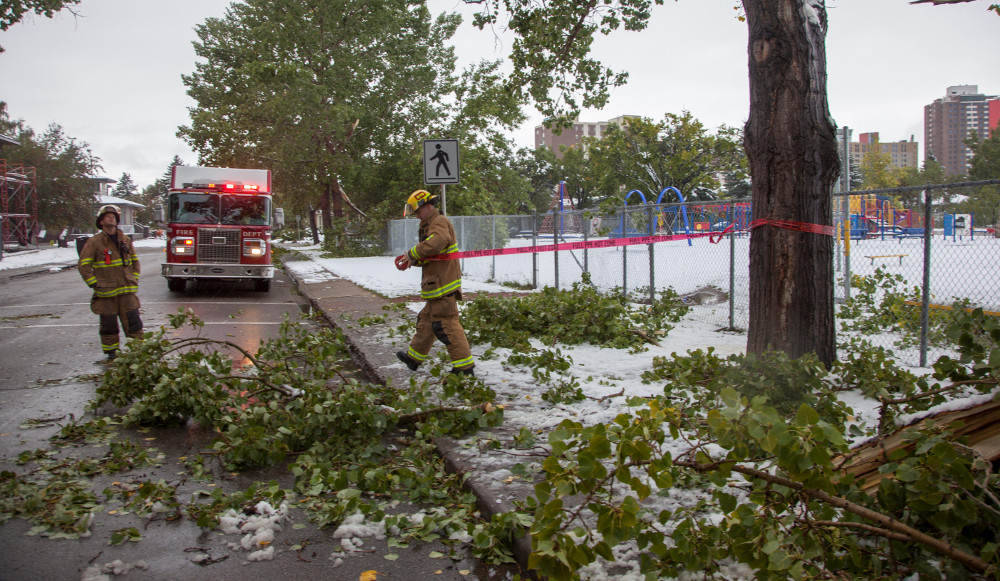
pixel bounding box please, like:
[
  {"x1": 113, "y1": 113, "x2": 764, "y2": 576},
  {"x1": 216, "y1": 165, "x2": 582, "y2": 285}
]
[{"x1": 611, "y1": 187, "x2": 750, "y2": 245}]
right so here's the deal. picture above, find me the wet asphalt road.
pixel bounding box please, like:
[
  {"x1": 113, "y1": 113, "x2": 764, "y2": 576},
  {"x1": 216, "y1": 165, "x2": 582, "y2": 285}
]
[{"x1": 0, "y1": 246, "x2": 514, "y2": 581}]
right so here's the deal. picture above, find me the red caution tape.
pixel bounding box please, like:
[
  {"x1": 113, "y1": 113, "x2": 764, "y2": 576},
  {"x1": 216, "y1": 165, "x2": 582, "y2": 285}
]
[
  {"x1": 748, "y1": 218, "x2": 835, "y2": 236},
  {"x1": 420, "y1": 230, "x2": 725, "y2": 262},
  {"x1": 414, "y1": 218, "x2": 834, "y2": 263}
]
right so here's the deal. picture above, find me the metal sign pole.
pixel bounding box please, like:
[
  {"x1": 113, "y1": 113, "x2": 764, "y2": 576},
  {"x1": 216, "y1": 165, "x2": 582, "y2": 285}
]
[{"x1": 441, "y1": 184, "x2": 446, "y2": 216}]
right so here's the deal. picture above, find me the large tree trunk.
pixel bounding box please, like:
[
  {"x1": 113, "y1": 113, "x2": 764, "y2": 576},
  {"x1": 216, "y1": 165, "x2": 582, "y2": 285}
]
[
  {"x1": 743, "y1": 0, "x2": 840, "y2": 366},
  {"x1": 308, "y1": 205, "x2": 320, "y2": 245},
  {"x1": 330, "y1": 180, "x2": 344, "y2": 218}
]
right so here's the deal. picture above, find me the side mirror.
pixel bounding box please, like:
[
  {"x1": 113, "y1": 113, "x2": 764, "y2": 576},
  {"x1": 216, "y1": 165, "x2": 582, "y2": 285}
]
[
  {"x1": 273, "y1": 208, "x2": 285, "y2": 228},
  {"x1": 153, "y1": 204, "x2": 165, "y2": 224}
]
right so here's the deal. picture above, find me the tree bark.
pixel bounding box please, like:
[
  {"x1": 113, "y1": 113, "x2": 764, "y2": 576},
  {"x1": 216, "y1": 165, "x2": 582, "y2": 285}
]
[
  {"x1": 743, "y1": 0, "x2": 839, "y2": 366},
  {"x1": 308, "y1": 205, "x2": 320, "y2": 245}
]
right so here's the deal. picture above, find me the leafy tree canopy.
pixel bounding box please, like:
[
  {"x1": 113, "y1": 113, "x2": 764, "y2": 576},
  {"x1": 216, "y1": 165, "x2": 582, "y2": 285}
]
[
  {"x1": 585, "y1": 113, "x2": 746, "y2": 205},
  {"x1": 111, "y1": 172, "x2": 138, "y2": 198},
  {"x1": 179, "y1": 0, "x2": 524, "y2": 225},
  {"x1": 0, "y1": 102, "x2": 101, "y2": 232},
  {"x1": 857, "y1": 138, "x2": 903, "y2": 190}
]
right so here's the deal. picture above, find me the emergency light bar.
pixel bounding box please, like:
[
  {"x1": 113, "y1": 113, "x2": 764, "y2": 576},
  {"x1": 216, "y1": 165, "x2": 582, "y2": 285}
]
[
  {"x1": 171, "y1": 166, "x2": 272, "y2": 194},
  {"x1": 184, "y1": 180, "x2": 262, "y2": 193}
]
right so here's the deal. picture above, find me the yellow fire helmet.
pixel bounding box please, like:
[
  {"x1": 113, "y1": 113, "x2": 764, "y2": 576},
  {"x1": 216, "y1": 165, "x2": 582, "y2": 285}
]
[
  {"x1": 95, "y1": 204, "x2": 122, "y2": 228},
  {"x1": 403, "y1": 189, "x2": 438, "y2": 218}
]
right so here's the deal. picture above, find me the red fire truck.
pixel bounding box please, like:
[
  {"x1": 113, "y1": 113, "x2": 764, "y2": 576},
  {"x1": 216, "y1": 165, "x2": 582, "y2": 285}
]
[{"x1": 155, "y1": 166, "x2": 284, "y2": 292}]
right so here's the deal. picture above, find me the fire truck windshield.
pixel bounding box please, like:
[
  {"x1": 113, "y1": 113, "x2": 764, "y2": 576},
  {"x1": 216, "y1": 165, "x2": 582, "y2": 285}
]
[
  {"x1": 221, "y1": 195, "x2": 270, "y2": 226},
  {"x1": 169, "y1": 193, "x2": 271, "y2": 226}
]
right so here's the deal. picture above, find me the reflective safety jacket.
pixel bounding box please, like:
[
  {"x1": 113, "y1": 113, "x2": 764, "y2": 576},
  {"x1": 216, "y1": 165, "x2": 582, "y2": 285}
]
[
  {"x1": 406, "y1": 206, "x2": 462, "y2": 300},
  {"x1": 79, "y1": 228, "x2": 140, "y2": 302}
]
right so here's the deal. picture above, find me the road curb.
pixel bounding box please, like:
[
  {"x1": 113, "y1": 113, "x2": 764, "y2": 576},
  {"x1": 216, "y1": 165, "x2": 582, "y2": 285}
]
[{"x1": 284, "y1": 263, "x2": 537, "y2": 578}]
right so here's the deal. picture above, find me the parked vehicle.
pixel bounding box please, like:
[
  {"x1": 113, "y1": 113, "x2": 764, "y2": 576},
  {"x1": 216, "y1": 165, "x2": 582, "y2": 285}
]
[{"x1": 155, "y1": 166, "x2": 284, "y2": 292}]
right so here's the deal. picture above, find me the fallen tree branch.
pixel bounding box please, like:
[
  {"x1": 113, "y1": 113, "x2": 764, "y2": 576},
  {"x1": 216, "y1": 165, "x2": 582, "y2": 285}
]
[
  {"x1": 397, "y1": 402, "x2": 495, "y2": 425},
  {"x1": 589, "y1": 388, "x2": 624, "y2": 403},
  {"x1": 628, "y1": 329, "x2": 660, "y2": 346},
  {"x1": 806, "y1": 520, "x2": 912, "y2": 542},
  {"x1": 673, "y1": 458, "x2": 993, "y2": 575}
]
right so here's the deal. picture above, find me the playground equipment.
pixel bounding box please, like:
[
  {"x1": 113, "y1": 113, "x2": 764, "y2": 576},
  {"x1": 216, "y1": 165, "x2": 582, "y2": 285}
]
[
  {"x1": 845, "y1": 192, "x2": 925, "y2": 241},
  {"x1": 611, "y1": 187, "x2": 750, "y2": 245},
  {"x1": 943, "y1": 213, "x2": 975, "y2": 240},
  {"x1": 537, "y1": 181, "x2": 584, "y2": 238},
  {"x1": 656, "y1": 187, "x2": 693, "y2": 246}
]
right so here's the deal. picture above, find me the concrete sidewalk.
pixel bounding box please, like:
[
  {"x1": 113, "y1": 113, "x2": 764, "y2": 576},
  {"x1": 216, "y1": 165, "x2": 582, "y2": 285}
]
[{"x1": 284, "y1": 262, "x2": 538, "y2": 574}]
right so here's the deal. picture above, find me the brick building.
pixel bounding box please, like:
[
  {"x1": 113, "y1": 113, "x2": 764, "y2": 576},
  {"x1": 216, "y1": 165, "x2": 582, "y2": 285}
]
[
  {"x1": 534, "y1": 115, "x2": 639, "y2": 158},
  {"x1": 924, "y1": 85, "x2": 1000, "y2": 176}
]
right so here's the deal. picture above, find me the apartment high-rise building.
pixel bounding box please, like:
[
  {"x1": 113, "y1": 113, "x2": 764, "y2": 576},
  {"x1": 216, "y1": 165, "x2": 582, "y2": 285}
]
[
  {"x1": 534, "y1": 115, "x2": 640, "y2": 158},
  {"x1": 849, "y1": 132, "x2": 919, "y2": 170},
  {"x1": 924, "y1": 85, "x2": 1000, "y2": 176}
]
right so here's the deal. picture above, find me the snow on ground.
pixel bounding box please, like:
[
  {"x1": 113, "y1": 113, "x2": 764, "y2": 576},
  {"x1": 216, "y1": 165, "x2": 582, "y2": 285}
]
[
  {"x1": 8, "y1": 237, "x2": 994, "y2": 580},
  {"x1": 282, "y1": 239, "x2": 997, "y2": 580},
  {"x1": 0, "y1": 238, "x2": 166, "y2": 271}
]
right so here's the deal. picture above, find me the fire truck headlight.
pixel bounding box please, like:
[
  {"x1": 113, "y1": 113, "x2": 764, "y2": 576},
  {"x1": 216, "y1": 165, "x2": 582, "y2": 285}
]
[
  {"x1": 171, "y1": 237, "x2": 195, "y2": 254},
  {"x1": 243, "y1": 238, "x2": 265, "y2": 257}
]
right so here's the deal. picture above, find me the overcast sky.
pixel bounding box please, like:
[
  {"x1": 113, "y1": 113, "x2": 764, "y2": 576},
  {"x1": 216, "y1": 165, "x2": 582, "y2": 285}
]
[{"x1": 2, "y1": 0, "x2": 998, "y2": 191}]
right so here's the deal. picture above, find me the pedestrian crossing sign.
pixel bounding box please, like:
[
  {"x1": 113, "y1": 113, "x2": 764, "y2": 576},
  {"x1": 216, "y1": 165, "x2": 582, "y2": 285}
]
[{"x1": 423, "y1": 139, "x2": 460, "y2": 185}]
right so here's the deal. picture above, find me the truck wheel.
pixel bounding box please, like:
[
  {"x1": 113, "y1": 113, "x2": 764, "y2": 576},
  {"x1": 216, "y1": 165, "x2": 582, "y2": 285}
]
[
  {"x1": 254, "y1": 279, "x2": 271, "y2": 292},
  {"x1": 167, "y1": 278, "x2": 187, "y2": 292}
]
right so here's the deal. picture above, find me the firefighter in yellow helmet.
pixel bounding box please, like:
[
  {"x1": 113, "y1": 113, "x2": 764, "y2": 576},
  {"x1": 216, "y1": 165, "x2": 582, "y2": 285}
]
[
  {"x1": 78, "y1": 205, "x2": 143, "y2": 361},
  {"x1": 395, "y1": 190, "x2": 474, "y2": 376}
]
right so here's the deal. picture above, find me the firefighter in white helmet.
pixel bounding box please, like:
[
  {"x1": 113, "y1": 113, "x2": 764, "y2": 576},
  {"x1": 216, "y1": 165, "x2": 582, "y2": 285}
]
[
  {"x1": 78, "y1": 205, "x2": 143, "y2": 361},
  {"x1": 395, "y1": 190, "x2": 474, "y2": 376}
]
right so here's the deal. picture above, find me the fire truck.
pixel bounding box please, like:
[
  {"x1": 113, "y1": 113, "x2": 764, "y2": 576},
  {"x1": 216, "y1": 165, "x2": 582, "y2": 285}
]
[{"x1": 155, "y1": 166, "x2": 284, "y2": 292}]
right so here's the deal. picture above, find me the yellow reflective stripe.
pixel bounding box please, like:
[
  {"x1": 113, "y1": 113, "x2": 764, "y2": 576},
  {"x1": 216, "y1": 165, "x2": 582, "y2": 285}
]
[
  {"x1": 83, "y1": 276, "x2": 97, "y2": 285},
  {"x1": 451, "y1": 356, "x2": 474, "y2": 368},
  {"x1": 92, "y1": 285, "x2": 139, "y2": 298},
  {"x1": 410, "y1": 242, "x2": 458, "y2": 261},
  {"x1": 93, "y1": 260, "x2": 125, "y2": 268},
  {"x1": 80, "y1": 258, "x2": 94, "y2": 265},
  {"x1": 407, "y1": 347, "x2": 429, "y2": 362},
  {"x1": 421, "y1": 279, "x2": 461, "y2": 300}
]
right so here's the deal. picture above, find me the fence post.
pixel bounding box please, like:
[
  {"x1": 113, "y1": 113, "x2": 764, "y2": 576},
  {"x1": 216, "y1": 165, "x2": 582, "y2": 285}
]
[
  {"x1": 554, "y1": 209, "x2": 560, "y2": 290},
  {"x1": 919, "y1": 189, "x2": 933, "y2": 367},
  {"x1": 583, "y1": 212, "x2": 589, "y2": 275},
  {"x1": 491, "y1": 215, "x2": 496, "y2": 281},
  {"x1": 729, "y1": 203, "x2": 736, "y2": 330},
  {"x1": 532, "y1": 211, "x2": 538, "y2": 289},
  {"x1": 622, "y1": 201, "x2": 628, "y2": 298},
  {"x1": 647, "y1": 204, "x2": 655, "y2": 304}
]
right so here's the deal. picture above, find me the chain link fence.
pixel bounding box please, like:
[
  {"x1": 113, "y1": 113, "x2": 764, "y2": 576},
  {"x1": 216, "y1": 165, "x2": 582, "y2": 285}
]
[
  {"x1": 834, "y1": 181, "x2": 1000, "y2": 366},
  {"x1": 386, "y1": 180, "x2": 1000, "y2": 367},
  {"x1": 387, "y1": 200, "x2": 752, "y2": 333}
]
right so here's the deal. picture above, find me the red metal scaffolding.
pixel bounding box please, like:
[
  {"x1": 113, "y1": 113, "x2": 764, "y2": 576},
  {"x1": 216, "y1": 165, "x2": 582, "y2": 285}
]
[{"x1": 1, "y1": 159, "x2": 38, "y2": 250}]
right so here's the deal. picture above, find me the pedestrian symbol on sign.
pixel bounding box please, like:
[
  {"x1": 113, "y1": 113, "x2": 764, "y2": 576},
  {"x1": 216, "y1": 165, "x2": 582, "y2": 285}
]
[
  {"x1": 430, "y1": 144, "x2": 450, "y2": 177},
  {"x1": 423, "y1": 139, "x2": 460, "y2": 185}
]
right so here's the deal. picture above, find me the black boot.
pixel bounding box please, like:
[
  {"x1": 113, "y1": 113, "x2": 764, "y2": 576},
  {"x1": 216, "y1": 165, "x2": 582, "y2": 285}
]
[
  {"x1": 396, "y1": 351, "x2": 420, "y2": 372},
  {"x1": 449, "y1": 365, "x2": 475, "y2": 377}
]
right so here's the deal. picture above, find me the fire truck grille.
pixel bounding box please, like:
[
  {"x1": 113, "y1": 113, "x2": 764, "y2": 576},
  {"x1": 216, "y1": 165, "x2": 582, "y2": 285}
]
[{"x1": 197, "y1": 229, "x2": 240, "y2": 263}]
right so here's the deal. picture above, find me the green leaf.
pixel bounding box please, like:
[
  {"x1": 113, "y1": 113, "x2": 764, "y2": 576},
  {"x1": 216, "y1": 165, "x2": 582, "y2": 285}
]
[
  {"x1": 717, "y1": 491, "x2": 738, "y2": 514},
  {"x1": 794, "y1": 404, "x2": 819, "y2": 426}
]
